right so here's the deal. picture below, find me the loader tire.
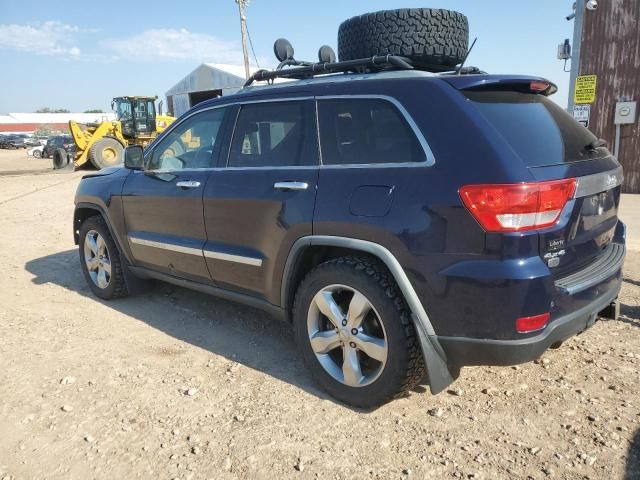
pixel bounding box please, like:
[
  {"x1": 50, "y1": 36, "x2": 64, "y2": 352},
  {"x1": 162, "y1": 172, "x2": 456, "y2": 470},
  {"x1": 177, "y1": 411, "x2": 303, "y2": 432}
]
[
  {"x1": 52, "y1": 148, "x2": 68, "y2": 170},
  {"x1": 89, "y1": 137, "x2": 124, "y2": 169},
  {"x1": 338, "y1": 8, "x2": 469, "y2": 70}
]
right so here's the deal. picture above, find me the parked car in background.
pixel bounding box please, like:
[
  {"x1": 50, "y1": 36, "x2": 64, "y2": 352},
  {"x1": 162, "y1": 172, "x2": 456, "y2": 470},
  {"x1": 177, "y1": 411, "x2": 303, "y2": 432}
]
[
  {"x1": 0, "y1": 135, "x2": 27, "y2": 149},
  {"x1": 27, "y1": 145, "x2": 44, "y2": 158},
  {"x1": 24, "y1": 136, "x2": 44, "y2": 147},
  {"x1": 42, "y1": 135, "x2": 73, "y2": 158}
]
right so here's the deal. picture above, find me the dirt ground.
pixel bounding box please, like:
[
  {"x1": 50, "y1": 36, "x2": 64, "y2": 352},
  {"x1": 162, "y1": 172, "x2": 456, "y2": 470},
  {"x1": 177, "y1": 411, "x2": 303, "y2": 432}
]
[{"x1": 0, "y1": 148, "x2": 638, "y2": 480}]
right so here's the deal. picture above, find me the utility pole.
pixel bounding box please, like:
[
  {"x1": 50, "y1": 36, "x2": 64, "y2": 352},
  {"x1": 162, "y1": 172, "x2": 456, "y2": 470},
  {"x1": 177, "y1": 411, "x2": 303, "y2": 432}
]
[
  {"x1": 568, "y1": 0, "x2": 585, "y2": 112},
  {"x1": 236, "y1": 0, "x2": 251, "y2": 79}
]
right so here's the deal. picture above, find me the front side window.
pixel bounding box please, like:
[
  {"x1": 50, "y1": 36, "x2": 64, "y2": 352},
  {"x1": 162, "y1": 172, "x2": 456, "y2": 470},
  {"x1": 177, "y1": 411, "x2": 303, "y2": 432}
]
[
  {"x1": 317, "y1": 98, "x2": 425, "y2": 165},
  {"x1": 148, "y1": 108, "x2": 226, "y2": 171},
  {"x1": 228, "y1": 101, "x2": 317, "y2": 167}
]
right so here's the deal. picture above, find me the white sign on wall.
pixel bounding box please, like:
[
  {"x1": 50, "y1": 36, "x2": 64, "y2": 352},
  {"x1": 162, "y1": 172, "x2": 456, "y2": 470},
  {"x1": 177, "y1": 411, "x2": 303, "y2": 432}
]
[{"x1": 572, "y1": 104, "x2": 591, "y2": 127}]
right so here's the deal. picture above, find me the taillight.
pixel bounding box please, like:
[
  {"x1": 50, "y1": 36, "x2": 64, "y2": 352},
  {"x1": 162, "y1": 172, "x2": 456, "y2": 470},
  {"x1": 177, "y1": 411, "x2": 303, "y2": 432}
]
[
  {"x1": 529, "y1": 80, "x2": 550, "y2": 92},
  {"x1": 459, "y1": 179, "x2": 576, "y2": 232},
  {"x1": 516, "y1": 313, "x2": 550, "y2": 333}
]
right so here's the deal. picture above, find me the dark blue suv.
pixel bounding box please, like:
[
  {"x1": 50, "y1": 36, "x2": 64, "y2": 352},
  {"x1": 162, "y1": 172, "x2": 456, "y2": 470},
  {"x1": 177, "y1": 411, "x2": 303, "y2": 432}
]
[{"x1": 73, "y1": 11, "x2": 625, "y2": 407}]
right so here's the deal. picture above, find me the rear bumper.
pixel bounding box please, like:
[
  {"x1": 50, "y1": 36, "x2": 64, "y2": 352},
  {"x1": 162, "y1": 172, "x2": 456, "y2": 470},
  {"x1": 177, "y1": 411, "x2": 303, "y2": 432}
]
[{"x1": 438, "y1": 275, "x2": 621, "y2": 367}]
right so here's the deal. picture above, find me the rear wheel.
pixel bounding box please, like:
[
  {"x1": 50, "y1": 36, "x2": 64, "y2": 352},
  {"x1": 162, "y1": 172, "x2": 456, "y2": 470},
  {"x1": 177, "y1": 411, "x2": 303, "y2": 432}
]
[
  {"x1": 79, "y1": 216, "x2": 129, "y2": 300},
  {"x1": 33, "y1": 149, "x2": 42, "y2": 158},
  {"x1": 293, "y1": 256, "x2": 425, "y2": 408},
  {"x1": 88, "y1": 137, "x2": 124, "y2": 169}
]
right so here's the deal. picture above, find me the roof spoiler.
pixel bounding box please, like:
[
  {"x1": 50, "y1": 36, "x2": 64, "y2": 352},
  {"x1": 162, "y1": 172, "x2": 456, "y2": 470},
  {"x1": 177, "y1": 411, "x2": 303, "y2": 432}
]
[{"x1": 443, "y1": 75, "x2": 558, "y2": 96}]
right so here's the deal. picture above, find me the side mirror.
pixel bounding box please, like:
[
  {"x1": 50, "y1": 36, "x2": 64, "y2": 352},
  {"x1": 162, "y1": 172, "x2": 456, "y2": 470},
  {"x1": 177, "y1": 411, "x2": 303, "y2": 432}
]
[{"x1": 124, "y1": 145, "x2": 144, "y2": 170}]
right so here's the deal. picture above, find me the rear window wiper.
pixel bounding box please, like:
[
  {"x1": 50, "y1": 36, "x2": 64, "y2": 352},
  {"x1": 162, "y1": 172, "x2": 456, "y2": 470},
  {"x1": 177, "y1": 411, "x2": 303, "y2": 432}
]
[{"x1": 584, "y1": 138, "x2": 607, "y2": 151}]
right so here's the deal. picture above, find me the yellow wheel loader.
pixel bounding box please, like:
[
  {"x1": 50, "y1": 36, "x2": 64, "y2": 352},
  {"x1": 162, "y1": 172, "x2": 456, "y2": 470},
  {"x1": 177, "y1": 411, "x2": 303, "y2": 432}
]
[{"x1": 69, "y1": 96, "x2": 175, "y2": 169}]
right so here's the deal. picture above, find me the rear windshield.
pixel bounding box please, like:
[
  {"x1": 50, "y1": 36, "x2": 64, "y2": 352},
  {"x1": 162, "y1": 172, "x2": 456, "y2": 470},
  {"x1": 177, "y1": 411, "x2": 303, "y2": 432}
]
[{"x1": 464, "y1": 91, "x2": 605, "y2": 167}]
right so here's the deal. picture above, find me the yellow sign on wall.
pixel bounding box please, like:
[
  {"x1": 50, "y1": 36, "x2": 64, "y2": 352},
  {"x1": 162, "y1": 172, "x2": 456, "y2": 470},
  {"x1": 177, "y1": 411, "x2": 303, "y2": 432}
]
[{"x1": 574, "y1": 75, "x2": 597, "y2": 104}]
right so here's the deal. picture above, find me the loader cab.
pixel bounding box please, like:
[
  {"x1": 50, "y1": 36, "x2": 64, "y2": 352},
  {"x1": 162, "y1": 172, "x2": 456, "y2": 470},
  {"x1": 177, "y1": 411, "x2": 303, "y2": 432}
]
[{"x1": 112, "y1": 96, "x2": 157, "y2": 138}]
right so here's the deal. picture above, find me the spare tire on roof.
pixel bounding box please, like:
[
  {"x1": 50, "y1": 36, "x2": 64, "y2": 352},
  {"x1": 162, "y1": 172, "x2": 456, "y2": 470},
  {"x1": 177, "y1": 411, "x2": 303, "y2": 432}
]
[{"x1": 338, "y1": 8, "x2": 469, "y2": 70}]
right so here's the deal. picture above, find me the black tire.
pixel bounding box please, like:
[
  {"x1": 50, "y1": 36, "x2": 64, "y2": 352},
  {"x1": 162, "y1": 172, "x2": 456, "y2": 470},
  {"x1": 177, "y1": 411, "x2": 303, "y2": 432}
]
[
  {"x1": 33, "y1": 149, "x2": 42, "y2": 158},
  {"x1": 78, "y1": 215, "x2": 129, "y2": 300},
  {"x1": 52, "y1": 148, "x2": 68, "y2": 169},
  {"x1": 88, "y1": 137, "x2": 124, "y2": 169},
  {"x1": 293, "y1": 256, "x2": 425, "y2": 408},
  {"x1": 338, "y1": 8, "x2": 469, "y2": 69}
]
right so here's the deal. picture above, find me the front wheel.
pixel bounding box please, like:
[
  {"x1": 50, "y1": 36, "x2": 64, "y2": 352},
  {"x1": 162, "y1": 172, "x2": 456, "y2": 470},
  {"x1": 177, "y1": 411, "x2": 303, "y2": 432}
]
[
  {"x1": 293, "y1": 256, "x2": 425, "y2": 408},
  {"x1": 79, "y1": 216, "x2": 129, "y2": 300},
  {"x1": 33, "y1": 149, "x2": 42, "y2": 158},
  {"x1": 88, "y1": 137, "x2": 124, "y2": 169}
]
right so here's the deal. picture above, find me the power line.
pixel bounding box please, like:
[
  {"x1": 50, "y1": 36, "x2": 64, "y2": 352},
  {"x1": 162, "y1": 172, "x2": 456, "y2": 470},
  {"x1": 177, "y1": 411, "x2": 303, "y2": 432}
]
[{"x1": 245, "y1": 19, "x2": 260, "y2": 69}]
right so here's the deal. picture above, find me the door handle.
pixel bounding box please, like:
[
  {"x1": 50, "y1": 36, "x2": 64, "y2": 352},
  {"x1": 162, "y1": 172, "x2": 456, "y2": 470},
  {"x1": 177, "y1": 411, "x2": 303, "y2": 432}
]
[
  {"x1": 274, "y1": 181, "x2": 309, "y2": 191},
  {"x1": 176, "y1": 180, "x2": 201, "y2": 189}
]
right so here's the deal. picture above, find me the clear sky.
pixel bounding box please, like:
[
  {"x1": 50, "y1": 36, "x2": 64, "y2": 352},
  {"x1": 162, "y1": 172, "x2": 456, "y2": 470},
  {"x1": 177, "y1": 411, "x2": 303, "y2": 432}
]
[{"x1": 0, "y1": 0, "x2": 576, "y2": 113}]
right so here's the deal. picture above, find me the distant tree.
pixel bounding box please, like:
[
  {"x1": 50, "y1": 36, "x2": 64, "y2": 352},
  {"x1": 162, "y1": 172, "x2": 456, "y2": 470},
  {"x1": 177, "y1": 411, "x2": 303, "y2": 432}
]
[
  {"x1": 83, "y1": 109, "x2": 104, "y2": 113},
  {"x1": 35, "y1": 107, "x2": 71, "y2": 113},
  {"x1": 33, "y1": 124, "x2": 54, "y2": 136}
]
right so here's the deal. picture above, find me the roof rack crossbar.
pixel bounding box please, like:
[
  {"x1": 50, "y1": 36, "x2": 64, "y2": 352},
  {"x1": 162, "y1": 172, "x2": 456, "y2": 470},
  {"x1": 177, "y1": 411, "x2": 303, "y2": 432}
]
[{"x1": 244, "y1": 55, "x2": 416, "y2": 86}]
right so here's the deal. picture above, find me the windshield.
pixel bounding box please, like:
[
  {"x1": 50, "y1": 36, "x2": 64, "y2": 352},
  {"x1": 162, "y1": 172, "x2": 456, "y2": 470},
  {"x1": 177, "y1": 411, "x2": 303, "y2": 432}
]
[
  {"x1": 114, "y1": 99, "x2": 132, "y2": 121},
  {"x1": 464, "y1": 91, "x2": 606, "y2": 167}
]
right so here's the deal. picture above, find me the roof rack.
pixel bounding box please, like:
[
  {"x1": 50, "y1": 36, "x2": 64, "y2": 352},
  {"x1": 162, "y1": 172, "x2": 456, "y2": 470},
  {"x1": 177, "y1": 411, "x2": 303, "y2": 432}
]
[
  {"x1": 244, "y1": 39, "x2": 484, "y2": 87},
  {"x1": 247, "y1": 55, "x2": 418, "y2": 86}
]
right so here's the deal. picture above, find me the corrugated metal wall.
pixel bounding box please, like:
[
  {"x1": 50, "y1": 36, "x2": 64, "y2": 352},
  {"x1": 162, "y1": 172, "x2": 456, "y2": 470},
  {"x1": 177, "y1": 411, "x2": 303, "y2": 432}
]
[{"x1": 579, "y1": 0, "x2": 640, "y2": 192}]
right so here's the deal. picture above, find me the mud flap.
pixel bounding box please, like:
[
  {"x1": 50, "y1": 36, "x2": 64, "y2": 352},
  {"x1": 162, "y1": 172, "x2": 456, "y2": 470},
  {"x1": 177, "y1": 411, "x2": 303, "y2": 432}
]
[
  {"x1": 122, "y1": 258, "x2": 148, "y2": 295},
  {"x1": 412, "y1": 314, "x2": 456, "y2": 394}
]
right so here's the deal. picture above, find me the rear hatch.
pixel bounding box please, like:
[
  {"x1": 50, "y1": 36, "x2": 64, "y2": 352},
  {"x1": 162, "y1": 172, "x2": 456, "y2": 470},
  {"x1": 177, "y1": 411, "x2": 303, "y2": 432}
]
[{"x1": 457, "y1": 80, "x2": 622, "y2": 282}]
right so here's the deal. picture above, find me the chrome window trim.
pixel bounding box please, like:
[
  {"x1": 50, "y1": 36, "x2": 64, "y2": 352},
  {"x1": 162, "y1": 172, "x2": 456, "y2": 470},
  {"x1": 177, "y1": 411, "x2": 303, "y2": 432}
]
[
  {"x1": 574, "y1": 166, "x2": 624, "y2": 198},
  {"x1": 315, "y1": 94, "x2": 436, "y2": 168},
  {"x1": 210, "y1": 165, "x2": 318, "y2": 172},
  {"x1": 203, "y1": 249, "x2": 263, "y2": 267},
  {"x1": 143, "y1": 94, "x2": 435, "y2": 172},
  {"x1": 144, "y1": 97, "x2": 315, "y2": 173}
]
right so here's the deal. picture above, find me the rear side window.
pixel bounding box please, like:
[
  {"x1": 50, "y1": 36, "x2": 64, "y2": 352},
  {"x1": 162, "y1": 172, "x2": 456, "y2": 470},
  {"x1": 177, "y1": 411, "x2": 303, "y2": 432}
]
[
  {"x1": 317, "y1": 98, "x2": 425, "y2": 165},
  {"x1": 228, "y1": 101, "x2": 317, "y2": 167},
  {"x1": 464, "y1": 91, "x2": 603, "y2": 166}
]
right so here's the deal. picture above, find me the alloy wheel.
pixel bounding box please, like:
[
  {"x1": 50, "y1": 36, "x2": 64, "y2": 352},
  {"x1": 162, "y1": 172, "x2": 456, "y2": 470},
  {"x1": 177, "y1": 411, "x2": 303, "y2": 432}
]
[
  {"x1": 307, "y1": 284, "x2": 388, "y2": 387},
  {"x1": 83, "y1": 230, "x2": 111, "y2": 289}
]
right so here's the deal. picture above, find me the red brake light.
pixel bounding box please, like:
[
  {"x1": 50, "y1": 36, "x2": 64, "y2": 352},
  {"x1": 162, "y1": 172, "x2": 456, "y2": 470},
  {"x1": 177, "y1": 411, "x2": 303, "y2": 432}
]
[
  {"x1": 530, "y1": 80, "x2": 550, "y2": 92},
  {"x1": 459, "y1": 179, "x2": 576, "y2": 232},
  {"x1": 516, "y1": 313, "x2": 550, "y2": 333}
]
